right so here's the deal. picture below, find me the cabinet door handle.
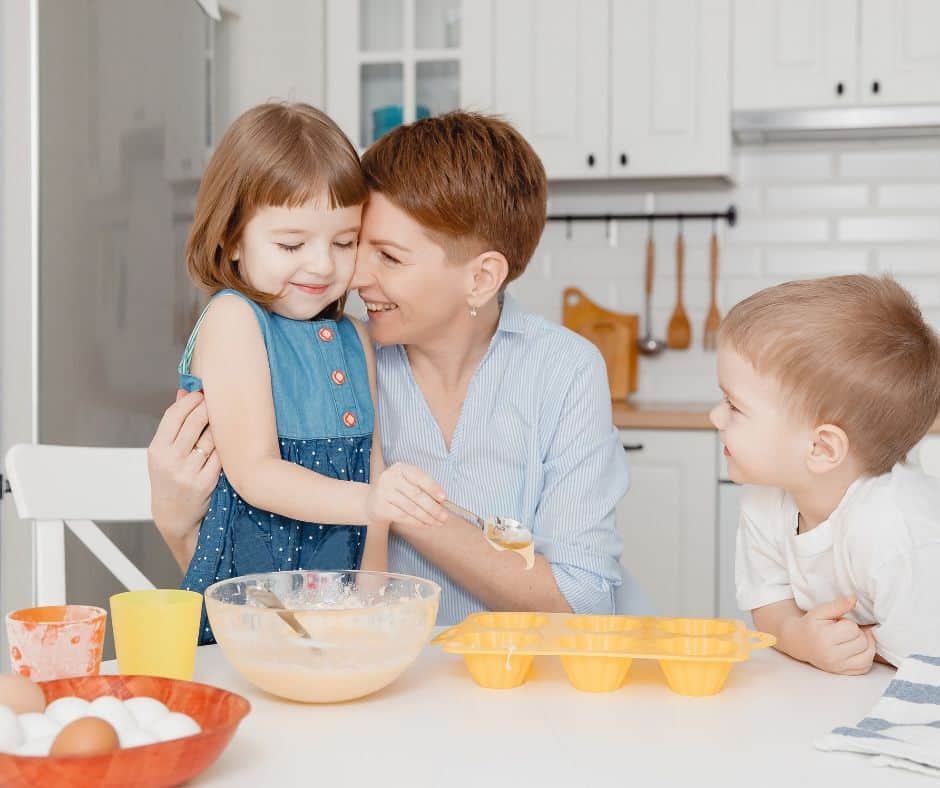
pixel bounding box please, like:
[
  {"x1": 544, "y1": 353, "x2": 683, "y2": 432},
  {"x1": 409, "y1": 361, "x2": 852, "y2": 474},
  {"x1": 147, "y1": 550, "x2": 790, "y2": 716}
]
[
  {"x1": 587, "y1": 153, "x2": 596, "y2": 167},
  {"x1": 835, "y1": 81, "x2": 845, "y2": 96},
  {"x1": 622, "y1": 443, "x2": 644, "y2": 452},
  {"x1": 619, "y1": 152, "x2": 628, "y2": 166},
  {"x1": 871, "y1": 80, "x2": 881, "y2": 95}
]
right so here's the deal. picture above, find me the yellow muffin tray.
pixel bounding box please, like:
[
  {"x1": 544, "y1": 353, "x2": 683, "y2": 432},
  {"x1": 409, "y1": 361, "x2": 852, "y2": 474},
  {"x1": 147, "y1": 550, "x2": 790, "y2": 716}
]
[{"x1": 433, "y1": 612, "x2": 776, "y2": 697}]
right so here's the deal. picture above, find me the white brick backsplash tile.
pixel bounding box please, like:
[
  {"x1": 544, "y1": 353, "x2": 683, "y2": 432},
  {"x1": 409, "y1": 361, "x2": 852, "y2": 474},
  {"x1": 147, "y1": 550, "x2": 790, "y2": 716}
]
[
  {"x1": 839, "y1": 149, "x2": 940, "y2": 179},
  {"x1": 876, "y1": 248, "x2": 940, "y2": 274},
  {"x1": 893, "y1": 277, "x2": 940, "y2": 309},
  {"x1": 765, "y1": 185, "x2": 869, "y2": 213},
  {"x1": 735, "y1": 151, "x2": 833, "y2": 182},
  {"x1": 877, "y1": 184, "x2": 940, "y2": 210},
  {"x1": 720, "y1": 247, "x2": 763, "y2": 277},
  {"x1": 648, "y1": 278, "x2": 712, "y2": 310},
  {"x1": 837, "y1": 217, "x2": 940, "y2": 242},
  {"x1": 729, "y1": 218, "x2": 830, "y2": 244},
  {"x1": 723, "y1": 278, "x2": 789, "y2": 308},
  {"x1": 540, "y1": 219, "x2": 609, "y2": 247},
  {"x1": 551, "y1": 248, "x2": 637, "y2": 282},
  {"x1": 765, "y1": 249, "x2": 869, "y2": 277}
]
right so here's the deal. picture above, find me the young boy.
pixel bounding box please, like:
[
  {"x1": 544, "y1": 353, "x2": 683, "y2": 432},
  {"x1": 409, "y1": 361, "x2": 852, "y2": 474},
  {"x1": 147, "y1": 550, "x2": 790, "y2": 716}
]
[{"x1": 711, "y1": 275, "x2": 940, "y2": 673}]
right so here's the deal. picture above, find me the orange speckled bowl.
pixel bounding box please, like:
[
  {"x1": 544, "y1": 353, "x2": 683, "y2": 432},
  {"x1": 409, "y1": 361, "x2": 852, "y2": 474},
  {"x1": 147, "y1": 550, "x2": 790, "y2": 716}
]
[
  {"x1": 0, "y1": 674, "x2": 251, "y2": 788},
  {"x1": 6, "y1": 606, "x2": 107, "y2": 681}
]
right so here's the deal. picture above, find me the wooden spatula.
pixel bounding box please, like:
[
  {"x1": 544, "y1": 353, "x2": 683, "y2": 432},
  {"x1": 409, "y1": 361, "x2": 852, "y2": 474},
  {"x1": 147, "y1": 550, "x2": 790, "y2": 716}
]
[
  {"x1": 666, "y1": 228, "x2": 691, "y2": 349},
  {"x1": 703, "y1": 228, "x2": 721, "y2": 350}
]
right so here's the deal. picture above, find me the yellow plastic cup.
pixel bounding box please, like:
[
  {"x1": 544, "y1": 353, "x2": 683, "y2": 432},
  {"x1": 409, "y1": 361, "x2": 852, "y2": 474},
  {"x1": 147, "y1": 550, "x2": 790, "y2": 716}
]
[{"x1": 110, "y1": 590, "x2": 202, "y2": 680}]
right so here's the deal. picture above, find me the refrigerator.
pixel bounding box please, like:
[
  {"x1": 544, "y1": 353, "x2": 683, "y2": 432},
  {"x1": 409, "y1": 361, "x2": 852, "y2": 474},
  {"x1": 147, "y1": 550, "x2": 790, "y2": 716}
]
[{"x1": 1, "y1": 0, "x2": 217, "y2": 660}]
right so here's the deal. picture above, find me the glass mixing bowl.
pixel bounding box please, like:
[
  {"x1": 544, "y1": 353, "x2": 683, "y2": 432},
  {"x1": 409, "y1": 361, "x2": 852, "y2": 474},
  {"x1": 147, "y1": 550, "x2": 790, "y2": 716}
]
[{"x1": 205, "y1": 570, "x2": 440, "y2": 703}]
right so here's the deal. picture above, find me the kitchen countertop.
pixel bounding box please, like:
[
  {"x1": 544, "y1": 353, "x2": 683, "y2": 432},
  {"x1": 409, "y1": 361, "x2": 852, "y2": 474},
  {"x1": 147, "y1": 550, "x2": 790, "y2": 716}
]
[
  {"x1": 102, "y1": 641, "x2": 912, "y2": 787},
  {"x1": 613, "y1": 400, "x2": 716, "y2": 430},
  {"x1": 615, "y1": 400, "x2": 940, "y2": 434}
]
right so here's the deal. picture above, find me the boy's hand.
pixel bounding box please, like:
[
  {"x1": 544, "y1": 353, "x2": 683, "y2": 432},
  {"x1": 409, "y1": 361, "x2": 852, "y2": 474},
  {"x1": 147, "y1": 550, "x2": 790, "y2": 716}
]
[
  {"x1": 794, "y1": 596, "x2": 877, "y2": 675},
  {"x1": 365, "y1": 463, "x2": 448, "y2": 529}
]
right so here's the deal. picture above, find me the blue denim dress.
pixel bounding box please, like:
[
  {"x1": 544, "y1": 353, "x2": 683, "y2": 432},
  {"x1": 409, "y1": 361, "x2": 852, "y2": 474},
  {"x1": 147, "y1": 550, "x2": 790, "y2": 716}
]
[{"x1": 178, "y1": 289, "x2": 373, "y2": 644}]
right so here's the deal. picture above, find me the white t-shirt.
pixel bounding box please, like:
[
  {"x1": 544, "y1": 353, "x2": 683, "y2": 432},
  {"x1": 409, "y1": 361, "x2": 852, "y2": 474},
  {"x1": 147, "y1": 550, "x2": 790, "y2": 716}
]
[{"x1": 736, "y1": 462, "x2": 940, "y2": 666}]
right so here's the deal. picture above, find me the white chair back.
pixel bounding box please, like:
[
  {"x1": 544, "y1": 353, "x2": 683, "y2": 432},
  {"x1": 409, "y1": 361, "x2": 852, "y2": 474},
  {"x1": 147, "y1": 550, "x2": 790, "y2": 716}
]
[{"x1": 4, "y1": 444, "x2": 156, "y2": 605}]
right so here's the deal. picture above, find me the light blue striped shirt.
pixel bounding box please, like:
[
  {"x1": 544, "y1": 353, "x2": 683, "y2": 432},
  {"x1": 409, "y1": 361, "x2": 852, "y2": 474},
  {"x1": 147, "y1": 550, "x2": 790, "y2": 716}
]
[{"x1": 377, "y1": 294, "x2": 630, "y2": 625}]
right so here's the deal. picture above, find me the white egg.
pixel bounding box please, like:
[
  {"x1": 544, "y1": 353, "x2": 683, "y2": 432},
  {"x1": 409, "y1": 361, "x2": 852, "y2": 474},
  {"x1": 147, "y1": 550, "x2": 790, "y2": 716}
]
[
  {"x1": 45, "y1": 696, "x2": 91, "y2": 726},
  {"x1": 0, "y1": 706, "x2": 24, "y2": 753},
  {"x1": 16, "y1": 734, "x2": 54, "y2": 757},
  {"x1": 123, "y1": 696, "x2": 169, "y2": 729},
  {"x1": 119, "y1": 726, "x2": 158, "y2": 748},
  {"x1": 148, "y1": 712, "x2": 201, "y2": 742},
  {"x1": 88, "y1": 695, "x2": 136, "y2": 736},
  {"x1": 18, "y1": 711, "x2": 61, "y2": 740}
]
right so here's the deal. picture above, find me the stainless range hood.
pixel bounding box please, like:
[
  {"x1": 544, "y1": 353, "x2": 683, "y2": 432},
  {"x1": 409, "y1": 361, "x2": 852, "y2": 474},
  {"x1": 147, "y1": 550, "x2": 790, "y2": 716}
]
[{"x1": 733, "y1": 106, "x2": 940, "y2": 143}]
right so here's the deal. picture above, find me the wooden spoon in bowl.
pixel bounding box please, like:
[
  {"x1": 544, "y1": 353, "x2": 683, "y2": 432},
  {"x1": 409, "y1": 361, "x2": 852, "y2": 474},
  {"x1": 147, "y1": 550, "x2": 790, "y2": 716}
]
[{"x1": 666, "y1": 226, "x2": 691, "y2": 349}]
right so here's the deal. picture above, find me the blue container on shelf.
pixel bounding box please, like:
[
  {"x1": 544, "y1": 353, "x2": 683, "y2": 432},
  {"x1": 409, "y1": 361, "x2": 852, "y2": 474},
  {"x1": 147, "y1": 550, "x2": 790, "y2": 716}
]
[{"x1": 372, "y1": 104, "x2": 432, "y2": 142}]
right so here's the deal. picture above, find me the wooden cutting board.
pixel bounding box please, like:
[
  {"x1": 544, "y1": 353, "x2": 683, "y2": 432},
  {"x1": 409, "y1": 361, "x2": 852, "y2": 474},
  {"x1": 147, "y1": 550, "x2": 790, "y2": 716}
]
[{"x1": 562, "y1": 287, "x2": 638, "y2": 399}]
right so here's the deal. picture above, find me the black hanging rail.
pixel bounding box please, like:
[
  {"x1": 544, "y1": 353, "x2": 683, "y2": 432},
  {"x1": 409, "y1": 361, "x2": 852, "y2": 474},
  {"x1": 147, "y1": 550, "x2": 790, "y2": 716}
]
[{"x1": 547, "y1": 204, "x2": 737, "y2": 227}]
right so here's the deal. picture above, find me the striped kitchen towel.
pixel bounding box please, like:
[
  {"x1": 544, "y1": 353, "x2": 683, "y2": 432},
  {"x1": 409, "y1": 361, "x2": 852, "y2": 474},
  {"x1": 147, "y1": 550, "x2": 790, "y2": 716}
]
[{"x1": 815, "y1": 654, "x2": 940, "y2": 778}]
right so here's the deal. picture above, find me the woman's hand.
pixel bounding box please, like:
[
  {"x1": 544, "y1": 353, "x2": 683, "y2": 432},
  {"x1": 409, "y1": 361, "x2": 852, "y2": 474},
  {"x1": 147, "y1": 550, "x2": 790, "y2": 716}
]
[
  {"x1": 365, "y1": 463, "x2": 448, "y2": 529},
  {"x1": 148, "y1": 390, "x2": 221, "y2": 571}
]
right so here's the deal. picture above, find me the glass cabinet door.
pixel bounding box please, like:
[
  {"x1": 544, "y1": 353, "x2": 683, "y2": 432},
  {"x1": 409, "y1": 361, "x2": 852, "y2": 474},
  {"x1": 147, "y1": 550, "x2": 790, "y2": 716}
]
[
  {"x1": 359, "y1": 62, "x2": 405, "y2": 147},
  {"x1": 336, "y1": 0, "x2": 468, "y2": 148},
  {"x1": 415, "y1": 0, "x2": 460, "y2": 49},
  {"x1": 359, "y1": 0, "x2": 404, "y2": 51},
  {"x1": 416, "y1": 60, "x2": 459, "y2": 119}
]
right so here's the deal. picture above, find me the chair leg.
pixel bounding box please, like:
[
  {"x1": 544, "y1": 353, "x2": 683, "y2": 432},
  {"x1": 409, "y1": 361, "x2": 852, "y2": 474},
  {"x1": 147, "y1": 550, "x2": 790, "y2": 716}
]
[{"x1": 35, "y1": 519, "x2": 66, "y2": 606}]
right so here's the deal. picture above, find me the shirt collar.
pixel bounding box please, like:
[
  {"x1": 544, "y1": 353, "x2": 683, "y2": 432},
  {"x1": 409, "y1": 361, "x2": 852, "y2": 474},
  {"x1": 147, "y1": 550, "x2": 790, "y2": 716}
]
[{"x1": 496, "y1": 293, "x2": 526, "y2": 335}]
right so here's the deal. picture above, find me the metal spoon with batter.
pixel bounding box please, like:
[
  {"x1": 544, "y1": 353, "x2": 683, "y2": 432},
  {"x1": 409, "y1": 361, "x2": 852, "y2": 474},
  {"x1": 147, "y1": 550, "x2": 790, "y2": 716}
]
[{"x1": 442, "y1": 500, "x2": 534, "y2": 550}]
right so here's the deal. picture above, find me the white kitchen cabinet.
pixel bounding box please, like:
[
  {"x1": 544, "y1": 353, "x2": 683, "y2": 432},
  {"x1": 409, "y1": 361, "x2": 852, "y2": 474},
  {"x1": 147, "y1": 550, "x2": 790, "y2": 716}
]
[
  {"x1": 734, "y1": 0, "x2": 940, "y2": 112},
  {"x1": 611, "y1": 0, "x2": 730, "y2": 178},
  {"x1": 494, "y1": 0, "x2": 730, "y2": 179},
  {"x1": 860, "y1": 0, "x2": 940, "y2": 106},
  {"x1": 616, "y1": 429, "x2": 718, "y2": 618},
  {"x1": 213, "y1": 0, "x2": 326, "y2": 129},
  {"x1": 492, "y1": 0, "x2": 610, "y2": 179},
  {"x1": 326, "y1": 0, "x2": 493, "y2": 151},
  {"x1": 733, "y1": 0, "x2": 858, "y2": 110},
  {"x1": 716, "y1": 445, "x2": 749, "y2": 622}
]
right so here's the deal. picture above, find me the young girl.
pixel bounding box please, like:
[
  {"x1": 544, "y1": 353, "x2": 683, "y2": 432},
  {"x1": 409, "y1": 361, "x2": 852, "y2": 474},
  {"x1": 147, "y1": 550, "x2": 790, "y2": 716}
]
[{"x1": 177, "y1": 102, "x2": 448, "y2": 644}]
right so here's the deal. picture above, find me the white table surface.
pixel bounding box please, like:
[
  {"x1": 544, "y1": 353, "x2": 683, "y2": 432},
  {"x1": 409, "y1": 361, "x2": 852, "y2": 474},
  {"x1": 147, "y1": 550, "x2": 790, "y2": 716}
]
[{"x1": 103, "y1": 641, "x2": 921, "y2": 788}]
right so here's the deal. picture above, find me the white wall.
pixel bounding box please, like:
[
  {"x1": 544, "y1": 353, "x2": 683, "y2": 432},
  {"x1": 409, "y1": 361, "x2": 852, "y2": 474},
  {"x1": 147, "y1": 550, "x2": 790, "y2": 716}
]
[
  {"x1": 215, "y1": 0, "x2": 326, "y2": 127},
  {"x1": 511, "y1": 139, "x2": 940, "y2": 402},
  {"x1": 1, "y1": 0, "x2": 38, "y2": 670}
]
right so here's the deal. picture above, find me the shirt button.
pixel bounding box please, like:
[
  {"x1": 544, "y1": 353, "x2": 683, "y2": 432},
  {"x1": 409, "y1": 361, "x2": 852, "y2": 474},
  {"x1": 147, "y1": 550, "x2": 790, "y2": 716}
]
[
  {"x1": 343, "y1": 411, "x2": 357, "y2": 428},
  {"x1": 318, "y1": 327, "x2": 334, "y2": 342},
  {"x1": 331, "y1": 369, "x2": 346, "y2": 385}
]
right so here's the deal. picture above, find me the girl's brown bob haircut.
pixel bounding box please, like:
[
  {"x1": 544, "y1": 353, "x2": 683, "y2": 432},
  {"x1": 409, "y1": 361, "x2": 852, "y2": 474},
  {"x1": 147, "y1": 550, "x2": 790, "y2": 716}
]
[{"x1": 186, "y1": 102, "x2": 368, "y2": 317}]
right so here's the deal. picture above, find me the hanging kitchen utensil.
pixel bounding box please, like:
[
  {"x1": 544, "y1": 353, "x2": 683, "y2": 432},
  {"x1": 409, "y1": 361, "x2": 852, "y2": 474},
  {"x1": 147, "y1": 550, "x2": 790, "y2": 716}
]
[
  {"x1": 637, "y1": 219, "x2": 666, "y2": 357},
  {"x1": 562, "y1": 288, "x2": 638, "y2": 399},
  {"x1": 703, "y1": 221, "x2": 721, "y2": 351},
  {"x1": 666, "y1": 221, "x2": 691, "y2": 350}
]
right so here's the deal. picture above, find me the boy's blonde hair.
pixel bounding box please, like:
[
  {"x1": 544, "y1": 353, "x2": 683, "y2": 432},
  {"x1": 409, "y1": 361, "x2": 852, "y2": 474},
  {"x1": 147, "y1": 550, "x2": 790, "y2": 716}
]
[
  {"x1": 186, "y1": 102, "x2": 368, "y2": 316},
  {"x1": 720, "y1": 275, "x2": 940, "y2": 475}
]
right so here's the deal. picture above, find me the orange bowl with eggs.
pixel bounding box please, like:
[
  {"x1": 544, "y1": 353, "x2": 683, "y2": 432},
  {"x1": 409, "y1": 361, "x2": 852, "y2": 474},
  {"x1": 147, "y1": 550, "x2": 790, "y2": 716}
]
[{"x1": 0, "y1": 674, "x2": 250, "y2": 788}]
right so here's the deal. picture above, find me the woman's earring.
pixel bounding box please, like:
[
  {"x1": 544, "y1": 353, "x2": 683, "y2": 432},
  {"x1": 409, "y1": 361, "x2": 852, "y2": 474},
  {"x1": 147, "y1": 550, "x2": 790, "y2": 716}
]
[{"x1": 470, "y1": 306, "x2": 478, "y2": 318}]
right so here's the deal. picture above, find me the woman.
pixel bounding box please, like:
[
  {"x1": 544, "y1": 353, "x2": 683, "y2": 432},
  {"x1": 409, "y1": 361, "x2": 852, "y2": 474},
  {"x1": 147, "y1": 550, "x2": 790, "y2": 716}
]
[{"x1": 149, "y1": 111, "x2": 646, "y2": 623}]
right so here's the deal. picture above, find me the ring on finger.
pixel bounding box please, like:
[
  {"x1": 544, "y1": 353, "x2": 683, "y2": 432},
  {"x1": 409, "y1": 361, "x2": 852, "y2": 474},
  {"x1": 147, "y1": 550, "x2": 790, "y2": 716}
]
[{"x1": 194, "y1": 445, "x2": 209, "y2": 458}]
